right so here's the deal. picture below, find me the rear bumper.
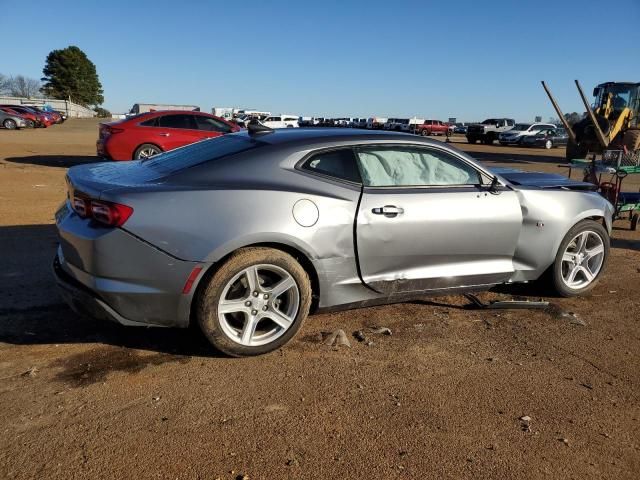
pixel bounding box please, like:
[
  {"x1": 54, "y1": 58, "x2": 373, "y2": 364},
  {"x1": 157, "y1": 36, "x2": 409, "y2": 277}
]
[
  {"x1": 55, "y1": 203, "x2": 207, "y2": 327},
  {"x1": 53, "y1": 253, "x2": 151, "y2": 326},
  {"x1": 96, "y1": 139, "x2": 112, "y2": 160}
]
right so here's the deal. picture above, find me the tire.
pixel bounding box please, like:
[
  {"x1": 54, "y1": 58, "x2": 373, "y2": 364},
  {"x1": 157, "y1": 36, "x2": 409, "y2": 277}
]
[
  {"x1": 420, "y1": 129, "x2": 429, "y2": 137},
  {"x1": 565, "y1": 137, "x2": 588, "y2": 161},
  {"x1": 631, "y1": 213, "x2": 639, "y2": 231},
  {"x1": 483, "y1": 137, "x2": 494, "y2": 145},
  {"x1": 133, "y1": 143, "x2": 162, "y2": 160},
  {"x1": 545, "y1": 139, "x2": 553, "y2": 149},
  {"x1": 467, "y1": 137, "x2": 477, "y2": 144},
  {"x1": 623, "y1": 129, "x2": 640, "y2": 152},
  {"x1": 197, "y1": 247, "x2": 312, "y2": 357},
  {"x1": 551, "y1": 220, "x2": 609, "y2": 297},
  {"x1": 3, "y1": 119, "x2": 17, "y2": 130},
  {"x1": 25, "y1": 119, "x2": 35, "y2": 128}
]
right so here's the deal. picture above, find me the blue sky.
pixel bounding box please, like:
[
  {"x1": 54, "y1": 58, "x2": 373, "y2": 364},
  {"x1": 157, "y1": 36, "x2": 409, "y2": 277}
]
[{"x1": 2, "y1": 0, "x2": 639, "y2": 121}]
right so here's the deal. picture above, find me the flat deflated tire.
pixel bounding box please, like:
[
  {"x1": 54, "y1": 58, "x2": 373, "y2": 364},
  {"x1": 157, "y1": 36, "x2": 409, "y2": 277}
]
[
  {"x1": 552, "y1": 220, "x2": 609, "y2": 297},
  {"x1": 197, "y1": 247, "x2": 312, "y2": 356}
]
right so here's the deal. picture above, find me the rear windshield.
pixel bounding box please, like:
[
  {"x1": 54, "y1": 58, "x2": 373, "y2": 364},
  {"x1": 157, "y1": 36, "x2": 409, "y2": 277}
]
[{"x1": 143, "y1": 134, "x2": 260, "y2": 174}]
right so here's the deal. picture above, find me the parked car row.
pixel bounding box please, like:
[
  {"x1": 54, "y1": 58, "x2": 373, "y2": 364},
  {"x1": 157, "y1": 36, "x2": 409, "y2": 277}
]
[
  {"x1": 0, "y1": 104, "x2": 66, "y2": 129},
  {"x1": 465, "y1": 118, "x2": 565, "y2": 147}
]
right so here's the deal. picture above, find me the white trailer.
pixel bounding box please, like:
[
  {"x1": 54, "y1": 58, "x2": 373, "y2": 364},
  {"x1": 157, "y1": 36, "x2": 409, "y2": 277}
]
[{"x1": 129, "y1": 103, "x2": 200, "y2": 115}]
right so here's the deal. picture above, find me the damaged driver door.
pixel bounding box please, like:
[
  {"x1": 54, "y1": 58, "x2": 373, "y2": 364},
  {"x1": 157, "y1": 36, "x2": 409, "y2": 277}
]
[{"x1": 354, "y1": 145, "x2": 522, "y2": 295}]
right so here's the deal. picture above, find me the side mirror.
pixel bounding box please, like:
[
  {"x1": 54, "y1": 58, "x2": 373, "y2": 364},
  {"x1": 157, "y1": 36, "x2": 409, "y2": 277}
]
[{"x1": 489, "y1": 175, "x2": 501, "y2": 193}]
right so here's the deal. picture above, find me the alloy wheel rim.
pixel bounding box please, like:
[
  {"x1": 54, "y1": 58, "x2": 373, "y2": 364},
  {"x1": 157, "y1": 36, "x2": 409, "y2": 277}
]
[
  {"x1": 138, "y1": 147, "x2": 159, "y2": 159},
  {"x1": 545, "y1": 140, "x2": 552, "y2": 149},
  {"x1": 561, "y1": 230, "x2": 605, "y2": 289},
  {"x1": 217, "y1": 264, "x2": 300, "y2": 347}
]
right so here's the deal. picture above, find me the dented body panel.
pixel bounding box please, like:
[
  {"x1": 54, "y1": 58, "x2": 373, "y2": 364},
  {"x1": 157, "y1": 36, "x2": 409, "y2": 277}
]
[{"x1": 54, "y1": 129, "x2": 613, "y2": 328}]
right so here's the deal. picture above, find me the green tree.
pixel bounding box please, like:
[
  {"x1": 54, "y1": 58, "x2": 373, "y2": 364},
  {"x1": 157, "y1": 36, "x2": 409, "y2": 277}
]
[
  {"x1": 94, "y1": 106, "x2": 111, "y2": 118},
  {"x1": 41, "y1": 46, "x2": 104, "y2": 106}
]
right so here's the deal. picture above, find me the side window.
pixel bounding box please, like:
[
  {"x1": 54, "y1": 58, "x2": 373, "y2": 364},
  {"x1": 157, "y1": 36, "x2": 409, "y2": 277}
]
[
  {"x1": 140, "y1": 117, "x2": 158, "y2": 127},
  {"x1": 195, "y1": 116, "x2": 232, "y2": 133},
  {"x1": 158, "y1": 114, "x2": 197, "y2": 129},
  {"x1": 300, "y1": 148, "x2": 361, "y2": 184},
  {"x1": 355, "y1": 146, "x2": 481, "y2": 187}
]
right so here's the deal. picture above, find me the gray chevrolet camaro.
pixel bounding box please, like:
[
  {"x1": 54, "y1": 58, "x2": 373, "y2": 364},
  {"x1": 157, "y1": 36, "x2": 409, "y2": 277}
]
[{"x1": 54, "y1": 128, "x2": 614, "y2": 356}]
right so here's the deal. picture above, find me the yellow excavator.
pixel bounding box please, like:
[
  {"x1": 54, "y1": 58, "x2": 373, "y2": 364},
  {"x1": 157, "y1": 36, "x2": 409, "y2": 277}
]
[{"x1": 542, "y1": 80, "x2": 640, "y2": 161}]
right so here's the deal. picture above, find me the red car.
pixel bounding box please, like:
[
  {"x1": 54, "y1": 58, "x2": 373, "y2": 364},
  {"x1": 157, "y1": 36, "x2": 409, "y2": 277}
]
[
  {"x1": 26, "y1": 106, "x2": 62, "y2": 124},
  {"x1": 0, "y1": 107, "x2": 37, "y2": 128},
  {"x1": 0, "y1": 105, "x2": 54, "y2": 127},
  {"x1": 415, "y1": 119, "x2": 450, "y2": 136},
  {"x1": 96, "y1": 110, "x2": 242, "y2": 160}
]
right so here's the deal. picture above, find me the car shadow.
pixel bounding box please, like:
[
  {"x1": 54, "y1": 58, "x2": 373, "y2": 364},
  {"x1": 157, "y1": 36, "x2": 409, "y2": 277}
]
[
  {"x1": 611, "y1": 237, "x2": 640, "y2": 252},
  {"x1": 2, "y1": 155, "x2": 101, "y2": 168},
  {"x1": 0, "y1": 223, "x2": 220, "y2": 357}
]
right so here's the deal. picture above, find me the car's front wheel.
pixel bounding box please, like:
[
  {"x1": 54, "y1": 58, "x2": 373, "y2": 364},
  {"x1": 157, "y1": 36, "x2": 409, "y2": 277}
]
[
  {"x1": 197, "y1": 247, "x2": 312, "y2": 356},
  {"x1": 545, "y1": 139, "x2": 553, "y2": 149},
  {"x1": 420, "y1": 129, "x2": 429, "y2": 136},
  {"x1": 3, "y1": 119, "x2": 17, "y2": 130},
  {"x1": 552, "y1": 220, "x2": 609, "y2": 297}
]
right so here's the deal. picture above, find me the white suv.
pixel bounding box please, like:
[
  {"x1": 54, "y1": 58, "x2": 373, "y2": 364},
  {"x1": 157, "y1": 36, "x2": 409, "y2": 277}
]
[
  {"x1": 499, "y1": 123, "x2": 556, "y2": 145},
  {"x1": 262, "y1": 115, "x2": 299, "y2": 129}
]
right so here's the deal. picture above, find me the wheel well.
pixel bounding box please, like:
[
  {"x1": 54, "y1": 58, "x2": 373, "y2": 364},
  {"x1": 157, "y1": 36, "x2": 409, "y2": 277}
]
[
  {"x1": 132, "y1": 143, "x2": 162, "y2": 160},
  {"x1": 189, "y1": 242, "x2": 321, "y2": 326}
]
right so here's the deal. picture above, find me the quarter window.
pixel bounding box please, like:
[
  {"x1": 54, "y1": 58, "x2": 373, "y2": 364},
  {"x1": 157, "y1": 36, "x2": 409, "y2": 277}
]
[
  {"x1": 140, "y1": 117, "x2": 158, "y2": 127},
  {"x1": 195, "y1": 115, "x2": 232, "y2": 133},
  {"x1": 301, "y1": 149, "x2": 361, "y2": 184},
  {"x1": 355, "y1": 146, "x2": 481, "y2": 187}
]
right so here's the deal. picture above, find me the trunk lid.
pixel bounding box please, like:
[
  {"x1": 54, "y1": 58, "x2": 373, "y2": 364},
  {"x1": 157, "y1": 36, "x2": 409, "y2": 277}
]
[{"x1": 66, "y1": 160, "x2": 169, "y2": 200}]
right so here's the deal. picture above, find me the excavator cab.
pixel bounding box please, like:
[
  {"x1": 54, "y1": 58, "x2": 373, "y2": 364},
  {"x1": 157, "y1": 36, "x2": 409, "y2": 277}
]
[{"x1": 592, "y1": 82, "x2": 640, "y2": 130}]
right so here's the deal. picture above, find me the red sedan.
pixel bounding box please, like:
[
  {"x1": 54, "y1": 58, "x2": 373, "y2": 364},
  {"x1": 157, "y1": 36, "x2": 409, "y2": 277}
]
[{"x1": 97, "y1": 111, "x2": 241, "y2": 160}]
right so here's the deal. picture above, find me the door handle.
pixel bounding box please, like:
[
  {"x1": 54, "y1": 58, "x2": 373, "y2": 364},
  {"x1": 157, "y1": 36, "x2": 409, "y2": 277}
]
[
  {"x1": 372, "y1": 205, "x2": 404, "y2": 217},
  {"x1": 158, "y1": 132, "x2": 170, "y2": 137}
]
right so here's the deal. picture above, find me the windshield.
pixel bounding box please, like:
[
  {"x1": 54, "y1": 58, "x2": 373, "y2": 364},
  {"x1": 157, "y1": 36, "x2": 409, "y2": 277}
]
[
  {"x1": 143, "y1": 134, "x2": 260, "y2": 174},
  {"x1": 514, "y1": 123, "x2": 532, "y2": 131},
  {"x1": 482, "y1": 119, "x2": 498, "y2": 124}
]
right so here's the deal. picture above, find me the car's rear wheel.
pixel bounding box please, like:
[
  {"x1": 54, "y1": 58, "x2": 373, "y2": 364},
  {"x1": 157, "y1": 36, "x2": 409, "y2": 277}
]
[
  {"x1": 545, "y1": 139, "x2": 553, "y2": 149},
  {"x1": 197, "y1": 247, "x2": 312, "y2": 356},
  {"x1": 552, "y1": 220, "x2": 608, "y2": 297},
  {"x1": 467, "y1": 137, "x2": 477, "y2": 144},
  {"x1": 134, "y1": 143, "x2": 162, "y2": 159},
  {"x1": 25, "y1": 119, "x2": 35, "y2": 128},
  {"x1": 3, "y1": 119, "x2": 17, "y2": 130}
]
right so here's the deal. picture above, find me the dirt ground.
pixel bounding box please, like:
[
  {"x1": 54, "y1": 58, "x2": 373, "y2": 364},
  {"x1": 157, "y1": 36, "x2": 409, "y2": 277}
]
[{"x1": 1, "y1": 119, "x2": 639, "y2": 479}]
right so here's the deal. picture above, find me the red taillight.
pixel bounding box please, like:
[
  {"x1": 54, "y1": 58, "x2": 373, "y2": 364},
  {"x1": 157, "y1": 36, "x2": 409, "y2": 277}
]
[
  {"x1": 90, "y1": 200, "x2": 133, "y2": 227},
  {"x1": 70, "y1": 192, "x2": 133, "y2": 227},
  {"x1": 99, "y1": 124, "x2": 124, "y2": 138},
  {"x1": 72, "y1": 195, "x2": 89, "y2": 217}
]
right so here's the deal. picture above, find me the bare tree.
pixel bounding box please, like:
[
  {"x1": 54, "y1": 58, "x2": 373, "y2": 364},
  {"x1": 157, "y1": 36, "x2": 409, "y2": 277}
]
[
  {"x1": 9, "y1": 75, "x2": 42, "y2": 98},
  {"x1": 0, "y1": 73, "x2": 12, "y2": 94}
]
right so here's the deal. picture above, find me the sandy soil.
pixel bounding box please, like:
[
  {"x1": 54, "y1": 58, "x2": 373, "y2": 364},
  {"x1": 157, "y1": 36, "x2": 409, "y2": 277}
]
[{"x1": 1, "y1": 120, "x2": 639, "y2": 479}]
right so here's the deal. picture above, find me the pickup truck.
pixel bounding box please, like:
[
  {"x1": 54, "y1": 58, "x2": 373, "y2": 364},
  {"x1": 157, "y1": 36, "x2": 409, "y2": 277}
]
[
  {"x1": 466, "y1": 118, "x2": 515, "y2": 145},
  {"x1": 415, "y1": 119, "x2": 449, "y2": 136}
]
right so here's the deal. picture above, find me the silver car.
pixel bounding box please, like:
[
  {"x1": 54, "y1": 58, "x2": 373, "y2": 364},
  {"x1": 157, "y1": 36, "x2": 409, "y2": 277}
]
[
  {"x1": 0, "y1": 110, "x2": 28, "y2": 129},
  {"x1": 54, "y1": 128, "x2": 613, "y2": 356}
]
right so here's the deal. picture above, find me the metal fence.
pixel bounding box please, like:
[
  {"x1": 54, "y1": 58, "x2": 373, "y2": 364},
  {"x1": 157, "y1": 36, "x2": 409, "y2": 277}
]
[{"x1": 0, "y1": 96, "x2": 96, "y2": 118}]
